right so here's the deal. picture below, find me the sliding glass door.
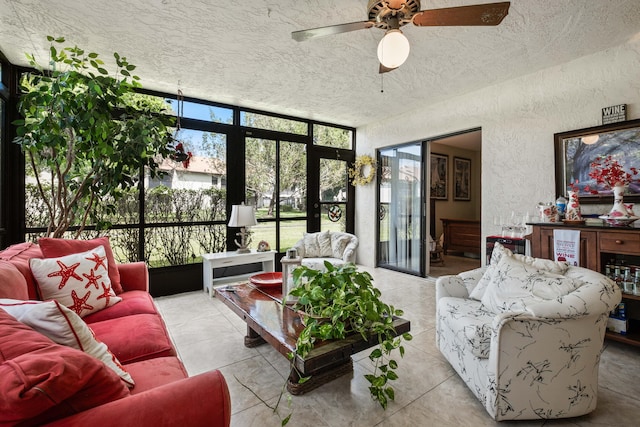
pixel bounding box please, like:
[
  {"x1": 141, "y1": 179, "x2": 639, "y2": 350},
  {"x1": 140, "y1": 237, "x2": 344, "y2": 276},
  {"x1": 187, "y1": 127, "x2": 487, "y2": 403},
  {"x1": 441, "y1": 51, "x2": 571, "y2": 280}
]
[{"x1": 377, "y1": 142, "x2": 425, "y2": 275}]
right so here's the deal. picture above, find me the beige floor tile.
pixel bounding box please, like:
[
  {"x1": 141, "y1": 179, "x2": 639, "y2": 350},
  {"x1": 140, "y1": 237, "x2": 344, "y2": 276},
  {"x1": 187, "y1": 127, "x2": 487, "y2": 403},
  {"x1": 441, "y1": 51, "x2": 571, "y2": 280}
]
[{"x1": 156, "y1": 265, "x2": 640, "y2": 426}]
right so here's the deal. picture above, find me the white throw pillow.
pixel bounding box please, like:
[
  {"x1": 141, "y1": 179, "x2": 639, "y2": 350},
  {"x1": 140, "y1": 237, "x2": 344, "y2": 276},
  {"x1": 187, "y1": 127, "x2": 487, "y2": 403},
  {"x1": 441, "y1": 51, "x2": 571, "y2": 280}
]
[
  {"x1": 30, "y1": 245, "x2": 121, "y2": 317},
  {"x1": 480, "y1": 255, "x2": 583, "y2": 314},
  {"x1": 469, "y1": 242, "x2": 513, "y2": 300},
  {"x1": 488, "y1": 241, "x2": 512, "y2": 265},
  {"x1": 331, "y1": 233, "x2": 351, "y2": 259},
  {"x1": 318, "y1": 231, "x2": 333, "y2": 257},
  {"x1": 469, "y1": 242, "x2": 570, "y2": 301},
  {"x1": 0, "y1": 298, "x2": 134, "y2": 387},
  {"x1": 303, "y1": 233, "x2": 321, "y2": 257},
  {"x1": 469, "y1": 265, "x2": 497, "y2": 300}
]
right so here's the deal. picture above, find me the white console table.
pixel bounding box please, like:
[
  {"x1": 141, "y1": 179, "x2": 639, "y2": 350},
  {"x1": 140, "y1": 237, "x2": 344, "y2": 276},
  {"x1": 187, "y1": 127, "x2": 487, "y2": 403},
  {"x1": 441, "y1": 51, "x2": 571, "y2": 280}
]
[{"x1": 202, "y1": 250, "x2": 276, "y2": 297}]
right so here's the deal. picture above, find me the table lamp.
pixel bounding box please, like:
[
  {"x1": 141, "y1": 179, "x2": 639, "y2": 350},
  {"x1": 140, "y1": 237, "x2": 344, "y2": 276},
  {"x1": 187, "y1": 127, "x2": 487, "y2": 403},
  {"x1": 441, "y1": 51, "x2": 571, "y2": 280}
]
[{"x1": 228, "y1": 203, "x2": 257, "y2": 253}]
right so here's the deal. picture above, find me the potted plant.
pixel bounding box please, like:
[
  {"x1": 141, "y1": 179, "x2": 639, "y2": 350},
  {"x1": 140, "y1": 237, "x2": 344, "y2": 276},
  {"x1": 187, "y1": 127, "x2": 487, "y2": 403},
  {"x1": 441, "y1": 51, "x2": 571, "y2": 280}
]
[
  {"x1": 290, "y1": 262, "x2": 412, "y2": 407},
  {"x1": 235, "y1": 262, "x2": 411, "y2": 426},
  {"x1": 13, "y1": 36, "x2": 175, "y2": 237}
]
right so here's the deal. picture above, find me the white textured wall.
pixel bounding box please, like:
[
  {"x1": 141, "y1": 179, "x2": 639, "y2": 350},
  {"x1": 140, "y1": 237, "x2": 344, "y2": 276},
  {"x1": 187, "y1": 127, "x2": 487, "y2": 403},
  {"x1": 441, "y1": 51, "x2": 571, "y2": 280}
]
[{"x1": 356, "y1": 36, "x2": 640, "y2": 268}]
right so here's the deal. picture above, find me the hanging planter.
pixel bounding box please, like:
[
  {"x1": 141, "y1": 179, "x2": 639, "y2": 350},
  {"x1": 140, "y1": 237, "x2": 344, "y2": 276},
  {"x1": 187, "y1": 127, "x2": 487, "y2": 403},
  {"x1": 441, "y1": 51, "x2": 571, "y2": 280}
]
[{"x1": 171, "y1": 89, "x2": 193, "y2": 168}]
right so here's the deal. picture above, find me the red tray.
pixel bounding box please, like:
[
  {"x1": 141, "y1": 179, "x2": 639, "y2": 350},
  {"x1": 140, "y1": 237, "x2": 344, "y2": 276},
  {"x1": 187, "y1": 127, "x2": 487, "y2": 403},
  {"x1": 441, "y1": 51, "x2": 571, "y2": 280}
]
[{"x1": 249, "y1": 272, "x2": 283, "y2": 287}]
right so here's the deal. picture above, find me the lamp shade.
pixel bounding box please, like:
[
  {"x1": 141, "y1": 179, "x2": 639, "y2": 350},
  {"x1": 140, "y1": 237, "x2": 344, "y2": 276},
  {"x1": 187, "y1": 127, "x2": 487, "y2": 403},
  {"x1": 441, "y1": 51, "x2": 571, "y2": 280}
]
[
  {"x1": 581, "y1": 134, "x2": 600, "y2": 145},
  {"x1": 377, "y1": 29, "x2": 410, "y2": 69},
  {"x1": 228, "y1": 203, "x2": 257, "y2": 227}
]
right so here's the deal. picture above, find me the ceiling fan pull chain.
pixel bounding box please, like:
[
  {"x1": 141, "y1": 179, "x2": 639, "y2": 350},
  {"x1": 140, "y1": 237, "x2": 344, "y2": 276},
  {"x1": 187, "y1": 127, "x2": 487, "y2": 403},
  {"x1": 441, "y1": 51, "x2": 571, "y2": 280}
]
[{"x1": 380, "y1": 73, "x2": 384, "y2": 93}]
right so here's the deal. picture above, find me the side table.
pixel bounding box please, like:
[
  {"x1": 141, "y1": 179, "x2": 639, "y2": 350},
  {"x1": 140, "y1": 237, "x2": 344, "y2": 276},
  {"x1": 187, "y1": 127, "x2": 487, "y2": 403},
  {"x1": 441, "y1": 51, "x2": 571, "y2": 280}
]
[{"x1": 202, "y1": 250, "x2": 276, "y2": 297}]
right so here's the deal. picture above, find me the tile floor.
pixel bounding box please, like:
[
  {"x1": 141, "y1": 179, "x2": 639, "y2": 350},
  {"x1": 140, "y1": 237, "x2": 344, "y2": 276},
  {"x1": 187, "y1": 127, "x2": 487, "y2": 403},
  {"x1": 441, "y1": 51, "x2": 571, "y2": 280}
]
[{"x1": 155, "y1": 266, "x2": 640, "y2": 427}]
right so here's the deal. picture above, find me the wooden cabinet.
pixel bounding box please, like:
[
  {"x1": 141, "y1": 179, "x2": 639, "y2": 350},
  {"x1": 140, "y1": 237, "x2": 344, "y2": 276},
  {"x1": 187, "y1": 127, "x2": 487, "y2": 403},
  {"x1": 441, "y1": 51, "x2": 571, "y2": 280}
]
[
  {"x1": 532, "y1": 227, "x2": 599, "y2": 270},
  {"x1": 530, "y1": 223, "x2": 640, "y2": 346},
  {"x1": 441, "y1": 218, "x2": 481, "y2": 256}
]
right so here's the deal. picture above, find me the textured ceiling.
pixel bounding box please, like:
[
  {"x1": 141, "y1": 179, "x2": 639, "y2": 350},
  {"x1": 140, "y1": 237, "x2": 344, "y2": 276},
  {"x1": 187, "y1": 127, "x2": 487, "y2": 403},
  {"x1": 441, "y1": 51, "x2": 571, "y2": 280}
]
[{"x1": 1, "y1": 0, "x2": 639, "y2": 128}]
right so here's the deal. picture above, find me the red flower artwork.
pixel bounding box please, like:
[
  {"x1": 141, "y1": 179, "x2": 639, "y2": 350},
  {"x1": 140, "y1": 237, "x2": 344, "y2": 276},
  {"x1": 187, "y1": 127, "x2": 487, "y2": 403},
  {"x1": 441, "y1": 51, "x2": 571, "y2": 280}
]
[{"x1": 589, "y1": 156, "x2": 638, "y2": 188}]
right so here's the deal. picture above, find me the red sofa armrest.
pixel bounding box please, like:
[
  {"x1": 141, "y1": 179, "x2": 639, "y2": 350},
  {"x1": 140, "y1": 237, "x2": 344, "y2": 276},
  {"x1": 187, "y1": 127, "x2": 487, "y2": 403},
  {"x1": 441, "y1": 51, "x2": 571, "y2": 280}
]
[
  {"x1": 116, "y1": 262, "x2": 149, "y2": 293},
  {"x1": 45, "y1": 370, "x2": 231, "y2": 427}
]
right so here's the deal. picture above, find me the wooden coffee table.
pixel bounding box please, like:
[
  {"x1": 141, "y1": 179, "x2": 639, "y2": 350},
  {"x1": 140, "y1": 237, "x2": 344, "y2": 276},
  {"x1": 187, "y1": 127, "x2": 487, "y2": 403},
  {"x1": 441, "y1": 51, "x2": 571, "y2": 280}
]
[{"x1": 214, "y1": 282, "x2": 410, "y2": 394}]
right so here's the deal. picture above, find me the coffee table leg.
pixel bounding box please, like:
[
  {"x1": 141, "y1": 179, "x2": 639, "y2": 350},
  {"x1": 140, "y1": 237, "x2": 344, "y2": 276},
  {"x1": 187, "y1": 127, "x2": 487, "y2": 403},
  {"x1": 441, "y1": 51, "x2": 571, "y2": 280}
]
[
  {"x1": 244, "y1": 325, "x2": 266, "y2": 347},
  {"x1": 286, "y1": 358, "x2": 354, "y2": 395}
]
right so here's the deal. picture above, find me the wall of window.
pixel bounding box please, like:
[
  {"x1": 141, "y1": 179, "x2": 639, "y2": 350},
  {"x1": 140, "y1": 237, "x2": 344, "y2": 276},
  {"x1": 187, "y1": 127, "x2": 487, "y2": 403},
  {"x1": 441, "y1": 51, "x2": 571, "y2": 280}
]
[{"x1": 2, "y1": 62, "x2": 356, "y2": 270}]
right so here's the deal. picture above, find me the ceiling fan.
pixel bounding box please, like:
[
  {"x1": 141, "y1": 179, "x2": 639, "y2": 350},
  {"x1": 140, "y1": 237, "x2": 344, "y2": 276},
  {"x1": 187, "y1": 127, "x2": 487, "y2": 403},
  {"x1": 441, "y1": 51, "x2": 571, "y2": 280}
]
[{"x1": 292, "y1": 1, "x2": 510, "y2": 73}]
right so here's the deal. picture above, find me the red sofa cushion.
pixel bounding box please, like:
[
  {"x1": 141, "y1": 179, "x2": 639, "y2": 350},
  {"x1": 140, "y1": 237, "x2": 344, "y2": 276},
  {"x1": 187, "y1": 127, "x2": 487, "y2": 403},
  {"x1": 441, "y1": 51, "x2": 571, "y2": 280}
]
[
  {"x1": 83, "y1": 290, "x2": 158, "y2": 323},
  {"x1": 0, "y1": 299, "x2": 134, "y2": 387},
  {"x1": 42, "y1": 370, "x2": 231, "y2": 427},
  {"x1": 0, "y1": 310, "x2": 129, "y2": 426},
  {"x1": 0, "y1": 260, "x2": 29, "y2": 300},
  {"x1": 124, "y1": 356, "x2": 188, "y2": 395},
  {"x1": 89, "y1": 313, "x2": 176, "y2": 364},
  {"x1": 39, "y1": 236, "x2": 123, "y2": 294},
  {"x1": 0, "y1": 242, "x2": 44, "y2": 300}
]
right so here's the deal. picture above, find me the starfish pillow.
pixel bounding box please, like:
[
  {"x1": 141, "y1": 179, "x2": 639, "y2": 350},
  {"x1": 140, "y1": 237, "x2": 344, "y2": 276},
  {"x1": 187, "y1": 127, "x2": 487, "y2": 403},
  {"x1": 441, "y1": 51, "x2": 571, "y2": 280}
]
[{"x1": 30, "y1": 245, "x2": 121, "y2": 317}]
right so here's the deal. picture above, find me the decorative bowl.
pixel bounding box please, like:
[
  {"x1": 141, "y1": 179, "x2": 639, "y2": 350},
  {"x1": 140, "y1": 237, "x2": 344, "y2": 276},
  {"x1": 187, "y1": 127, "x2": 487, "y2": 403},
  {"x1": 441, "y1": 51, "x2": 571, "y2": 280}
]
[
  {"x1": 249, "y1": 272, "x2": 283, "y2": 287},
  {"x1": 598, "y1": 215, "x2": 640, "y2": 227}
]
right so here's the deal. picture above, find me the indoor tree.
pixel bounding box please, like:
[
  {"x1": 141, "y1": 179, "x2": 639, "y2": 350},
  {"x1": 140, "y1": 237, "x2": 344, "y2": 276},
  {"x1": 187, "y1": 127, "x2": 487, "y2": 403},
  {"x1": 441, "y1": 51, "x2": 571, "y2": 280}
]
[{"x1": 13, "y1": 36, "x2": 175, "y2": 237}]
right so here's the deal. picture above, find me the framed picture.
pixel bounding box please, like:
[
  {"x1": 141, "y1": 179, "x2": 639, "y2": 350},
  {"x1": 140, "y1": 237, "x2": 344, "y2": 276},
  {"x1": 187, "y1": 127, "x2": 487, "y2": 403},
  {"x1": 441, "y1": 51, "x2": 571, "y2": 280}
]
[
  {"x1": 554, "y1": 118, "x2": 640, "y2": 204},
  {"x1": 430, "y1": 153, "x2": 448, "y2": 200},
  {"x1": 453, "y1": 157, "x2": 471, "y2": 201}
]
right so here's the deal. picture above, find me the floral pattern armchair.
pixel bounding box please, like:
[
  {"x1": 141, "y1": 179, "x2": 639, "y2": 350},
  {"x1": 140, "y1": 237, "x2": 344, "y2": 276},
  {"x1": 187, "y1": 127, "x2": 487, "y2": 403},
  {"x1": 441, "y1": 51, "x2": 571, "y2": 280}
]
[
  {"x1": 291, "y1": 231, "x2": 358, "y2": 271},
  {"x1": 435, "y1": 243, "x2": 621, "y2": 420}
]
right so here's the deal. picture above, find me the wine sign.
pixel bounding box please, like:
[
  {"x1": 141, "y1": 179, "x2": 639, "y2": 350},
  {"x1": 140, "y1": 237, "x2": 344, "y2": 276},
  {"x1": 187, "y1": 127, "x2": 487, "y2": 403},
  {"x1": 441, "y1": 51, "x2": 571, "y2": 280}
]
[{"x1": 602, "y1": 104, "x2": 627, "y2": 125}]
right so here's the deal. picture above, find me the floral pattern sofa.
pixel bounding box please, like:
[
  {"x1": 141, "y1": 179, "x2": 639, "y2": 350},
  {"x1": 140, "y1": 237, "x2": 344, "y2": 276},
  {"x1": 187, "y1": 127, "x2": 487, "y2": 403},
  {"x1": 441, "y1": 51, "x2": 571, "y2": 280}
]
[{"x1": 435, "y1": 243, "x2": 621, "y2": 421}]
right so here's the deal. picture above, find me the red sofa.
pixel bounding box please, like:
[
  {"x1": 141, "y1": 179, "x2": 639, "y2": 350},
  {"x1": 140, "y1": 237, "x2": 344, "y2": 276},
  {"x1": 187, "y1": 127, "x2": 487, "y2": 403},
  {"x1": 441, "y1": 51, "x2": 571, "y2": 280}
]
[{"x1": 0, "y1": 242, "x2": 231, "y2": 427}]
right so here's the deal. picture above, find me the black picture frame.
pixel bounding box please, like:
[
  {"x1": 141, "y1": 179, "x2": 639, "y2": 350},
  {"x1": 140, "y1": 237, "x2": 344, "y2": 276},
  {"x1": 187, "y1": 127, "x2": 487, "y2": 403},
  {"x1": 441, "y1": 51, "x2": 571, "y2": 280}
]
[
  {"x1": 430, "y1": 153, "x2": 448, "y2": 200},
  {"x1": 554, "y1": 118, "x2": 640, "y2": 204},
  {"x1": 453, "y1": 157, "x2": 471, "y2": 201}
]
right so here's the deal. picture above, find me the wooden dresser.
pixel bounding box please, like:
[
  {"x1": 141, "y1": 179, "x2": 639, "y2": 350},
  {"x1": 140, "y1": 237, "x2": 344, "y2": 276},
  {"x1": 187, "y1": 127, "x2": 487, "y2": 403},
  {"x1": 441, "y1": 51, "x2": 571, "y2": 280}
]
[
  {"x1": 529, "y1": 222, "x2": 640, "y2": 346},
  {"x1": 441, "y1": 218, "x2": 481, "y2": 256}
]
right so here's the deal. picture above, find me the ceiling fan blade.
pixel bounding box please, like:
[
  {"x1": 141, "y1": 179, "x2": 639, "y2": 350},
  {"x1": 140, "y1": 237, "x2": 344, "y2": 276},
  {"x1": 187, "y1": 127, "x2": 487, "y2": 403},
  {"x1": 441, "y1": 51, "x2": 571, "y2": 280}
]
[
  {"x1": 412, "y1": 2, "x2": 510, "y2": 27},
  {"x1": 292, "y1": 21, "x2": 374, "y2": 42},
  {"x1": 379, "y1": 64, "x2": 397, "y2": 74}
]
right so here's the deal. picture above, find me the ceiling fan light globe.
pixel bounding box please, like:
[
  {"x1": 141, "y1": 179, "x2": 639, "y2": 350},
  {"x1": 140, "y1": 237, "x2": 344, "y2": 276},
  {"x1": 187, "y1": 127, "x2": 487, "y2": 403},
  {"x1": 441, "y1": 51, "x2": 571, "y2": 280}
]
[{"x1": 377, "y1": 30, "x2": 410, "y2": 69}]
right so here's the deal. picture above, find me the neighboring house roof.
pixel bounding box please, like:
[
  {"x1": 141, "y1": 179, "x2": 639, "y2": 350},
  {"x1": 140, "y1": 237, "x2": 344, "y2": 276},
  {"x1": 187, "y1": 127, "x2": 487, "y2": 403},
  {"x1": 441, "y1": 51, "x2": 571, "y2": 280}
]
[{"x1": 158, "y1": 155, "x2": 225, "y2": 175}]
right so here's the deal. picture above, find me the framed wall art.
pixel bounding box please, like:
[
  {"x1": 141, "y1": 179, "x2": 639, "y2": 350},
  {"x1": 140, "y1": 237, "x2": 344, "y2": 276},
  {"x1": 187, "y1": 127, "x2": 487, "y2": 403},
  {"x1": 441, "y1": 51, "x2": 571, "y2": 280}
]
[
  {"x1": 453, "y1": 157, "x2": 471, "y2": 201},
  {"x1": 554, "y1": 118, "x2": 640, "y2": 204},
  {"x1": 430, "y1": 153, "x2": 448, "y2": 200}
]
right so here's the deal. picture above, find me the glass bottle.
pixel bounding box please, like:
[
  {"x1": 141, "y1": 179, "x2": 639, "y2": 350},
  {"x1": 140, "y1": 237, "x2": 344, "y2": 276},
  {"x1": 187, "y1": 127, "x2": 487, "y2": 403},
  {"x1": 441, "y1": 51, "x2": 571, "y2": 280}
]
[
  {"x1": 634, "y1": 269, "x2": 640, "y2": 296},
  {"x1": 605, "y1": 264, "x2": 613, "y2": 280},
  {"x1": 556, "y1": 196, "x2": 567, "y2": 219},
  {"x1": 614, "y1": 265, "x2": 623, "y2": 289},
  {"x1": 622, "y1": 266, "x2": 633, "y2": 293}
]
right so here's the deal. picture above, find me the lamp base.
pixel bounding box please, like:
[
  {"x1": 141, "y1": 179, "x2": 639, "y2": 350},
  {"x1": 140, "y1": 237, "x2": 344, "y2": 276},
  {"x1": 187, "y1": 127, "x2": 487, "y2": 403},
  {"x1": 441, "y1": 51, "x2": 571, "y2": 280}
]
[{"x1": 233, "y1": 227, "x2": 252, "y2": 254}]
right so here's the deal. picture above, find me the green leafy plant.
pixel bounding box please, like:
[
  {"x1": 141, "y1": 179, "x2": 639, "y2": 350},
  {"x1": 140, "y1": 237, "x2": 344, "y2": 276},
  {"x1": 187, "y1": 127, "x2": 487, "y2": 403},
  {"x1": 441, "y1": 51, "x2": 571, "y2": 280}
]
[
  {"x1": 234, "y1": 262, "x2": 411, "y2": 426},
  {"x1": 290, "y1": 262, "x2": 412, "y2": 409},
  {"x1": 13, "y1": 36, "x2": 175, "y2": 237}
]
